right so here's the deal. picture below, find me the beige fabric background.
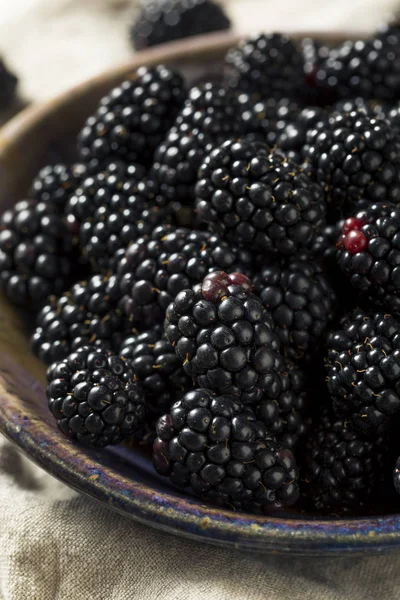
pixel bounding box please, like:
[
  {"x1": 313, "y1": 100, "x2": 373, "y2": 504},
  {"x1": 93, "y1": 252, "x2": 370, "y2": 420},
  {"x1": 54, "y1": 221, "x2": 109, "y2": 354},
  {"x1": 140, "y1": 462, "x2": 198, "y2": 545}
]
[{"x1": 1, "y1": 1, "x2": 400, "y2": 598}]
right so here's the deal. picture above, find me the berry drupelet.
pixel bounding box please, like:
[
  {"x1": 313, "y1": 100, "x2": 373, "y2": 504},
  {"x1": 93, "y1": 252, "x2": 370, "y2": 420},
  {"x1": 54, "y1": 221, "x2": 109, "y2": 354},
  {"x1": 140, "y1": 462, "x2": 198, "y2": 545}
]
[
  {"x1": 118, "y1": 224, "x2": 252, "y2": 328},
  {"x1": 0, "y1": 58, "x2": 18, "y2": 109},
  {"x1": 195, "y1": 139, "x2": 326, "y2": 256},
  {"x1": 326, "y1": 309, "x2": 400, "y2": 434},
  {"x1": 32, "y1": 273, "x2": 130, "y2": 365},
  {"x1": 304, "y1": 110, "x2": 400, "y2": 214},
  {"x1": 119, "y1": 325, "x2": 191, "y2": 418},
  {"x1": 77, "y1": 65, "x2": 186, "y2": 169},
  {"x1": 131, "y1": 0, "x2": 231, "y2": 50},
  {"x1": 304, "y1": 407, "x2": 385, "y2": 512},
  {"x1": 46, "y1": 346, "x2": 145, "y2": 447},
  {"x1": 336, "y1": 203, "x2": 400, "y2": 313},
  {"x1": 0, "y1": 199, "x2": 74, "y2": 308},
  {"x1": 223, "y1": 33, "x2": 305, "y2": 99},
  {"x1": 315, "y1": 37, "x2": 400, "y2": 102},
  {"x1": 165, "y1": 271, "x2": 283, "y2": 404},
  {"x1": 150, "y1": 83, "x2": 247, "y2": 203},
  {"x1": 253, "y1": 259, "x2": 335, "y2": 359},
  {"x1": 256, "y1": 357, "x2": 309, "y2": 449},
  {"x1": 29, "y1": 163, "x2": 87, "y2": 211},
  {"x1": 153, "y1": 388, "x2": 299, "y2": 510}
]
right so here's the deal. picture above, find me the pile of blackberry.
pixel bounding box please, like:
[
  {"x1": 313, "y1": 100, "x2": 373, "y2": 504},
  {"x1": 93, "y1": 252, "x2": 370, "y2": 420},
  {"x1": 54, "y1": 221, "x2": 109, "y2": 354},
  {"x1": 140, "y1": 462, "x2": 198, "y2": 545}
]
[{"x1": 6, "y1": 22, "x2": 400, "y2": 516}]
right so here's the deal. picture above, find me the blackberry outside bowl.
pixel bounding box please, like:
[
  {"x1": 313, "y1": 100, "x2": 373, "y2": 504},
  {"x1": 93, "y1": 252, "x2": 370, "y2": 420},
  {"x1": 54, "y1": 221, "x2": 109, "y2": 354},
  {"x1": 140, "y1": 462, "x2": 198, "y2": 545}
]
[{"x1": 0, "y1": 30, "x2": 398, "y2": 556}]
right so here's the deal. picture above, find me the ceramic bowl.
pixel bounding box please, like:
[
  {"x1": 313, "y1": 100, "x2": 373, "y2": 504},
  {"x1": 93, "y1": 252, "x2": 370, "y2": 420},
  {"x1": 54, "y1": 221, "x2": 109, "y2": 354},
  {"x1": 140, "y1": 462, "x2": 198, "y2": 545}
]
[{"x1": 1, "y1": 30, "x2": 399, "y2": 556}]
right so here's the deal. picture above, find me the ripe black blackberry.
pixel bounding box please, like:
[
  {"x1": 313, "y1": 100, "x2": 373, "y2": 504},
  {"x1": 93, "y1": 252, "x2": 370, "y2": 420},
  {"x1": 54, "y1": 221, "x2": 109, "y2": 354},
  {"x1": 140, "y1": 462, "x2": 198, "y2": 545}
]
[
  {"x1": 387, "y1": 102, "x2": 400, "y2": 135},
  {"x1": 240, "y1": 97, "x2": 300, "y2": 147},
  {"x1": 119, "y1": 224, "x2": 253, "y2": 328},
  {"x1": 256, "y1": 358, "x2": 308, "y2": 449},
  {"x1": 0, "y1": 199, "x2": 75, "y2": 308},
  {"x1": 276, "y1": 107, "x2": 329, "y2": 164},
  {"x1": 65, "y1": 160, "x2": 148, "y2": 227},
  {"x1": 315, "y1": 36, "x2": 400, "y2": 101},
  {"x1": 165, "y1": 271, "x2": 283, "y2": 404},
  {"x1": 301, "y1": 38, "x2": 329, "y2": 83},
  {"x1": 253, "y1": 259, "x2": 335, "y2": 359},
  {"x1": 46, "y1": 346, "x2": 145, "y2": 447},
  {"x1": 0, "y1": 58, "x2": 18, "y2": 108},
  {"x1": 77, "y1": 66, "x2": 186, "y2": 169},
  {"x1": 326, "y1": 309, "x2": 400, "y2": 434},
  {"x1": 336, "y1": 203, "x2": 400, "y2": 314},
  {"x1": 304, "y1": 407, "x2": 385, "y2": 512},
  {"x1": 131, "y1": 0, "x2": 230, "y2": 50},
  {"x1": 120, "y1": 325, "x2": 190, "y2": 418},
  {"x1": 195, "y1": 139, "x2": 326, "y2": 255},
  {"x1": 153, "y1": 388, "x2": 299, "y2": 510},
  {"x1": 304, "y1": 111, "x2": 400, "y2": 214},
  {"x1": 332, "y1": 98, "x2": 387, "y2": 119},
  {"x1": 308, "y1": 222, "x2": 343, "y2": 262},
  {"x1": 79, "y1": 178, "x2": 170, "y2": 273},
  {"x1": 32, "y1": 273, "x2": 130, "y2": 365},
  {"x1": 150, "y1": 83, "x2": 247, "y2": 203},
  {"x1": 223, "y1": 33, "x2": 305, "y2": 99},
  {"x1": 29, "y1": 163, "x2": 87, "y2": 210}
]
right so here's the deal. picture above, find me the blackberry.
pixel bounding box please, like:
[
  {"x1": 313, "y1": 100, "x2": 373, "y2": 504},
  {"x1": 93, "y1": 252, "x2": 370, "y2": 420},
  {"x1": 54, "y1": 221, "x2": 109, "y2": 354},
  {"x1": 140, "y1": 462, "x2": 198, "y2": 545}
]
[
  {"x1": 77, "y1": 66, "x2": 186, "y2": 169},
  {"x1": 326, "y1": 309, "x2": 400, "y2": 434},
  {"x1": 79, "y1": 178, "x2": 169, "y2": 273},
  {"x1": 0, "y1": 199, "x2": 75, "y2": 308},
  {"x1": 315, "y1": 37, "x2": 400, "y2": 101},
  {"x1": 0, "y1": 58, "x2": 18, "y2": 109},
  {"x1": 29, "y1": 163, "x2": 87, "y2": 211},
  {"x1": 150, "y1": 83, "x2": 246, "y2": 203},
  {"x1": 253, "y1": 259, "x2": 335, "y2": 359},
  {"x1": 386, "y1": 102, "x2": 400, "y2": 135},
  {"x1": 32, "y1": 273, "x2": 130, "y2": 365},
  {"x1": 224, "y1": 33, "x2": 305, "y2": 99},
  {"x1": 195, "y1": 139, "x2": 326, "y2": 255},
  {"x1": 336, "y1": 203, "x2": 400, "y2": 313},
  {"x1": 165, "y1": 271, "x2": 283, "y2": 404},
  {"x1": 256, "y1": 358, "x2": 308, "y2": 449},
  {"x1": 304, "y1": 407, "x2": 385, "y2": 512},
  {"x1": 119, "y1": 224, "x2": 252, "y2": 328},
  {"x1": 308, "y1": 222, "x2": 343, "y2": 262},
  {"x1": 120, "y1": 325, "x2": 190, "y2": 418},
  {"x1": 332, "y1": 98, "x2": 387, "y2": 119},
  {"x1": 276, "y1": 107, "x2": 329, "y2": 164},
  {"x1": 153, "y1": 389, "x2": 299, "y2": 510},
  {"x1": 131, "y1": 0, "x2": 230, "y2": 50},
  {"x1": 240, "y1": 97, "x2": 300, "y2": 146},
  {"x1": 66, "y1": 160, "x2": 148, "y2": 227},
  {"x1": 304, "y1": 111, "x2": 400, "y2": 214},
  {"x1": 46, "y1": 346, "x2": 145, "y2": 447}
]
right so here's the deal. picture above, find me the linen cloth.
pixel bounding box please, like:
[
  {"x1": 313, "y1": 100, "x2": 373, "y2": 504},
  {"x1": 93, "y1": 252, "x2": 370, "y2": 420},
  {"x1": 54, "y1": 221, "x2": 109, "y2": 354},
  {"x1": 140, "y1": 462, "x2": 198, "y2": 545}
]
[
  {"x1": 1, "y1": 1, "x2": 400, "y2": 598},
  {"x1": 1, "y1": 435, "x2": 400, "y2": 600}
]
